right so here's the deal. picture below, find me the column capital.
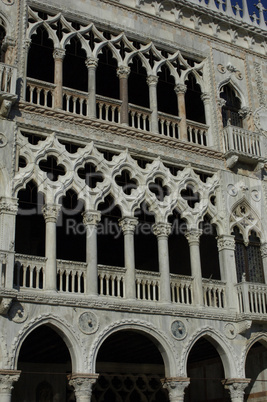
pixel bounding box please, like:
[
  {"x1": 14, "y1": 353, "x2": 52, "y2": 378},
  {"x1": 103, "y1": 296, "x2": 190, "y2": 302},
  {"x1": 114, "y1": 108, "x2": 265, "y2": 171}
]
[
  {"x1": 42, "y1": 204, "x2": 61, "y2": 223},
  {"x1": 0, "y1": 198, "x2": 18, "y2": 215},
  {"x1": 201, "y1": 92, "x2": 210, "y2": 103},
  {"x1": 261, "y1": 242, "x2": 267, "y2": 258},
  {"x1": 217, "y1": 235, "x2": 236, "y2": 251},
  {"x1": 222, "y1": 378, "x2": 250, "y2": 401},
  {"x1": 117, "y1": 65, "x2": 131, "y2": 78},
  {"x1": 161, "y1": 377, "x2": 190, "y2": 401},
  {"x1": 2, "y1": 36, "x2": 16, "y2": 51},
  {"x1": 146, "y1": 75, "x2": 159, "y2": 86},
  {"x1": 82, "y1": 210, "x2": 101, "y2": 226},
  {"x1": 174, "y1": 83, "x2": 187, "y2": 94},
  {"x1": 0, "y1": 370, "x2": 21, "y2": 392},
  {"x1": 153, "y1": 222, "x2": 172, "y2": 238},
  {"x1": 185, "y1": 229, "x2": 202, "y2": 245},
  {"x1": 53, "y1": 48, "x2": 66, "y2": 60},
  {"x1": 119, "y1": 217, "x2": 138, "y2": 234},
  {"x1": 85, "y1": 57, "x2": 98, "y2": 69},
  {"x1": 68, "y1": 373, "x2": 99, "y2": 399}
]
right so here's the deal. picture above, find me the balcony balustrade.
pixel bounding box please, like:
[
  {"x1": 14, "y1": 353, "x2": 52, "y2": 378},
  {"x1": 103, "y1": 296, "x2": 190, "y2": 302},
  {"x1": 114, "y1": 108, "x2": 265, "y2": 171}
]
[
  {"x1": 236, "y1": 281, "x2": 267, "y2": 315},
  {"x1": 170, "y1": 274, "x2": 193, "y2": 305},
  {"x1": 202, "y1": 279, "x2": 226, "y2": 308}
]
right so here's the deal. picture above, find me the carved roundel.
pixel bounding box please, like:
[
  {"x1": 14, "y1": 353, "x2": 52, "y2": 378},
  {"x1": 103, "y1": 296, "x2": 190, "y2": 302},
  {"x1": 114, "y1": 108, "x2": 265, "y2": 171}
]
[
  {"x1": 1, "y1": 0, "x2": 14, "y2": 4},
  {"x1": 227, "y1": 184, "x2": 237, "y2": 197},
  {"x1": 171, "y1": 320, "x2": 187, "y2": 340},
  {"x1": 224, "y1": 323, "x2": 237, "y2": 339},
  {"x1": 78, "y1": 311, "x2": 99, "y2": 334},
  {"x1": 8, "y1": 302, "x2": 28, "y2": 323}
]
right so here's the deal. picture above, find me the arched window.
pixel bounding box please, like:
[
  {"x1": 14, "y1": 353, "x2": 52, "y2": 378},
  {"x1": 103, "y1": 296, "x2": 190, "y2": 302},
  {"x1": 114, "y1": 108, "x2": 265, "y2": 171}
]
[
  {"x1": 220, "y1": 84, "x2": 242, "y2": 127},
  {"x1": 185, "y1": 73, "x2": 205, "y2": 124},
  {"x1": 232, "y1": 227, "x2": 264, "y2": 283}
]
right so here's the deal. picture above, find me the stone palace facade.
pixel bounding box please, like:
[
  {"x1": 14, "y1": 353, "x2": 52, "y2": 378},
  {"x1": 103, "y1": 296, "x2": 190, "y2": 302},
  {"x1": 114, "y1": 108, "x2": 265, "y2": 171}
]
[{"x1": 0, "y1": 0, "x2": 266, "y2": 400}]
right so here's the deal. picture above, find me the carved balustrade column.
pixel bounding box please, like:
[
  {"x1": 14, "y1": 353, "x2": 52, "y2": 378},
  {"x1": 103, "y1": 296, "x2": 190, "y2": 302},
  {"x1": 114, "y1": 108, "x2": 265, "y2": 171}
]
[
  {"x1": 117, "y1": 66, "x2": 130, "y2": 125},
  {"x1": 223, "y1": 378, "x2": 250, "y2": 402},
  {"x1": 147, "y1": 75, "x2": 159, "y2": 133},
  {"x1": 85, "y1": 57, "x2": 98, "y2": 118},
  {"x1": 119, "y1": 217, "x2": 138, "y2": 299},
  {"x1": 217, "y1": 235, "x2": 239, "y2": 311},
  {"x1": 185, "y1": 229, "x2": 204, "y2": 307},
  {"x1": 153, "y1": 222, "x2": 172, "y2": 303},
  {"x1": 53, "y1": 48, "x2": 65, "y2": 109},
  {"x1": 261, "y1": 242, "x2": 267, "y2": 283},
  {"x1": 162, "y1": 377, "x2": 190, "y2": 402},
  {"x1": 201, "y1": 92, "x2": 212, "y2": 146},
  {"x1": 42, "y1": 204, "x2": 61, "y2": 291},
  {"x1": 0, "y1": 370, "x2": 21, "y2": 402},
  {"x1": 174, "y1": 84, "x2": 187, "y2": 141},
  {"x1": 0, "y1": 198, "x2": 18, "y2": 288},
  {"x1": 82, "y1": 211, "x2": 101, "y2": 296},
  {"x1": 68, "y1": 374, "x2": 99, "y2": 402}
]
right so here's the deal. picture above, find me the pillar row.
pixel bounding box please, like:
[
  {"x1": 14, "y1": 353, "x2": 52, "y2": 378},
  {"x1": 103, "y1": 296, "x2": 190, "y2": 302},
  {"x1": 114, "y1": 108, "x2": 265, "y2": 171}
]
[
  {"x1": 119, "y1": 217, "x2": 138, "y2": 299},
  {"x1": 0, "y1": 370, "x2": 21, "y2": 402},
  {"x1": 68, "y1": 373, "x2": 99, "y2": 402},
  {"x1": 153, "y1": 222, "x2": 171, "y2": 303},
  {"x1": 82, "y1": 210, "x2": 101, "y2": 296},
  {"x1": 185, "y1": 229, "x2": 203, "y2": 307},
  {"x1": 42, "y1": 204, "x2": 61, "y2": 291},
  {"x1": 162, "y1": 377, "x2": 190, "y2": 402},
  {"x1": 174, "y1": 83, "x2": 187, "y2": 141}
]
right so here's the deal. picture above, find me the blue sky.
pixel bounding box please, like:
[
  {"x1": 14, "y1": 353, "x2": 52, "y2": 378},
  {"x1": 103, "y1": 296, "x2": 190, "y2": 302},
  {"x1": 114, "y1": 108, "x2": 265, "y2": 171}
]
[{"x1": 234, "y1": 0, "x2": 267, "y2": 20}]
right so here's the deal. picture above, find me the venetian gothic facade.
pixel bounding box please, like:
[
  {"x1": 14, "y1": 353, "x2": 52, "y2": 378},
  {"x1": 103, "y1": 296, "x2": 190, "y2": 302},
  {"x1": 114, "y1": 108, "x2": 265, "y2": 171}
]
[{"x1": 0, "y1": 0, "x2": 266, "y2": 401}]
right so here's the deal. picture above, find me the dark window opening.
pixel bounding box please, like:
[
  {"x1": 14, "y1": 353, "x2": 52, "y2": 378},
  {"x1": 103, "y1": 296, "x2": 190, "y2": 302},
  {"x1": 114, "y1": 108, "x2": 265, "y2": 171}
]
[
  {"x1": 128, "y1": 55, "x2": 149, "y2": 108},
  {"x1": 77, "y1": 162, "x2": 104, "y2": 188},
  {"x1": 157, "y1": 64, "x2": 178, "y2": 116},
  {"x1": 96, "y1": 46, "x2": 119, "y2": 99},
  {"x1": 63, "y1": 36, "x2": 88, "y2": 91},
  {"x1": 220, "y1": 84, "x2": 242, "y2": 127},
  {"x1": 185, "y1": 73, "x2": 205, "y2": 124},
  {"x1": 168, "y1": 210, "x2": 190, "y2": 276},
  {"x1": 39, "y1": 156, "x2": 66, "y2": 182},
  {"x1": 181, "y1": 184, "x2": 200, "y2": 209},
  {"x1": 115, "y1": 170, "x2": 138, "y2": 195},
  {"x1": 0, "y1": 26, "x2": 6, "y2": 62},
  {"x1": 200, "y1": 216, "x2": 221, "y2": 280}
]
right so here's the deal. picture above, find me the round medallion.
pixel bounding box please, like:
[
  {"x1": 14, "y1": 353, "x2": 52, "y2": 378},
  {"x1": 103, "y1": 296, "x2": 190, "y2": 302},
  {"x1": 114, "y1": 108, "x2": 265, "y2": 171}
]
[
  {"x1": 171, "y1": 320, "x2": 187, "y2": 340},
  {"x1": 251, "y1": 189, "x2": 261, "y2": 202},
  {"x1": 1, "y1": 0, "x2": 14, "y2": 5},
  {"x1": 227, "y1": 184, "x2": 237, "y2": 197},
  {"x1": 8, "y1": 302, "x2": 28, "y2": 323},
  {"x1": 0, "y1": 134, "x2": 7, "y2": 147},
  {"x1": 224, "y1": 323, "x2": 237, "y2": 339},
  {"x1": 78, "y1": 311, "x2": 99, "y2": 334}
]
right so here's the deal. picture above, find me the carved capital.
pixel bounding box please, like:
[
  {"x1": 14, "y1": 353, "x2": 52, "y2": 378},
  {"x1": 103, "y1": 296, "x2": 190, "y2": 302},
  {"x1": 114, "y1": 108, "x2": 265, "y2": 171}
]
[
  {"x1": 0, "y1": 370, "x2": 21, "y2": 393},
  {"x1": 185, "y1": 230, "x2": 202, "y2": 245},
  {"x1": 239, "y1": 106, "x2": 251, "y2": 118},
  {"x1": 0, "y1": 199, "x2": 18, "y2": 215},
  {"x1": 0, "y1": 99, "x2": 13, "y2": 118},
  {"x1": 146, "y1": 75, "x2": 159, "y2": 86},
  {"x1": 53, "y1": 48, "x2": 66, "y2": 60},
  {"x1": 68, "y1": 374, "x2": 99, "y2": 399},
  {"x1": 223, "y1": 378, "x2": 250, "y2": 400},
  {"x1": 85, "y1": 57, "x2": 98, "y2": 69},
  {"x1": 217, "y1": 235, "x2": 236, "y2": 251},
  {"x1": 174, "y1": 84, "x2": 187, "y2": 94},
  {"x1": 82, "y1": 210, "x2": 101, "y2": 226},
  {"x1": 162, "y1": 377, "x2": 190, "y2": 401},
  {"x1": 153, "y1": 222, "x2": 172, "y2": 238},
  {"x1": 119, "y1": 217, "x2": 138, "y2": 234},
  {"x1": 42, "y1": 204, "x2": 61, "y2": 223},
  {"x1": 23, "y1": 39, "x2": 31, "y2": 50},
  {"x1": 2, "y1": 36, "x2": 16, "y2": 51},
  {"x1": 201, "y1": 92, "x2": 210, "y2": 103},
  {"x1": 117, "y1": 66, "x2": 130, "y2": 79}
]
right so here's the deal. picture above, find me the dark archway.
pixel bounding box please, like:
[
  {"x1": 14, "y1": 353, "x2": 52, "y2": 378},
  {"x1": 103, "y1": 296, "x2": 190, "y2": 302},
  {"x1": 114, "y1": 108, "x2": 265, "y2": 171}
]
[
  {"x1": 185, "y1": 73, "x2": 205, "y2": 124},
  {"x1": 93, "y1": 330, "x2": 168, "y2": 402},
  {"x1": 220, "y1": 84, "x2": 242, "y2": 127},
  {"x1": 185, "y1": 337, "x2": 229, "y2": 401},
  {"x1": 12, "y1": 325, "x2": 73, "y2": 402},
  {"x1": 245, "y1": 341, "x2": 267, "y2": 400}
]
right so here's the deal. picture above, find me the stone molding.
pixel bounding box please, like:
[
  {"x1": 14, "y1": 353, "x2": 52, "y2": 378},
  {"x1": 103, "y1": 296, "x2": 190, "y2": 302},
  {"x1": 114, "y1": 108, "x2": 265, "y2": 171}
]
[
  {"x1": 85, "y1": 57, "x2": 98, "y2": 69},
  {"x1": 0, "y1": 370, "x2": 21, "y2": 392},
  {"x1": 53, "y1": 48, "x2": 66, "y2": 60},
  {"x1": 223, "y1": 378, "x2": 251, "y2": 400},
  {"x1": 146, "y1": 75, "x2": 159, "y2": 86},
  {"x1": 152, "y1": 222, "x2": 172, "y2": 238},
  {"x1": 82, "y1": 210, "x2": 101, "y2": 226},
  {"x1": 162, "y1": 377, "x2": 190, "y2": 401},
  {"x1": 116, "y1": 65, "x2": 131, "y2": 78},
  {"x1": 185, "y1": 230, "x2": 202, "y2": 245},
  {"x1": 174, "y1": 84, "x2": 187, "y2": 94}
]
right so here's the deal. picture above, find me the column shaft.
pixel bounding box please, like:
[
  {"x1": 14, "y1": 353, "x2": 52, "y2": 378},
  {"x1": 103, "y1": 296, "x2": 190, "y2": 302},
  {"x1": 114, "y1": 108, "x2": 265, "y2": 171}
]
[
  {"x1": 147, "y1": 75, "x2": 159, "y2": 133},
  {"x1": 153, "y1": 223, "x2": 171, "y2": 303},
  {"x1": 175, "y1": 84, "x2": 187, "y2": 141},
  {"x1": 53, "y1": 48, "x2": 65, "y2": 109},
  {"x1": 83, "y1": 211, "x2": 101, "y2": 296},
  {"x1": 201, "y1": 93, "x2": 212, "y2": 146},
  {"x1": 117, "y1": 66, "x2": 130, "y2": 125},
  {"x1": 186, "y1": 230, "x2": 203, "y2": 306},
  {"x1": 86, "y1": 57, "x2": 98, "y2": 118}
]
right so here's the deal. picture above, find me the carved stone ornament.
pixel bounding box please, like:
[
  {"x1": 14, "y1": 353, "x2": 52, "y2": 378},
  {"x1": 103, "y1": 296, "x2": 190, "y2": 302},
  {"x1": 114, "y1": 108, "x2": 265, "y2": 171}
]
[
  {"x1": 217, "y1": 64, "x2": 226, "y2": 74},
  {"x1": 82, "y1": 211, "x2": 101, "y2": 226},
  {"x1": 78, "y1": 311, "x2": 99, "y2": 334},
  {"x1": 162, "y1": 377, "x2": 190, "y2": 400},
  {"x1": 8, "y1": 301, "x2": 28, "y2": 323},
  {"x1": 0, "y1": 297, "x2": 12, "y2": 315},
  {"x1": 147, "y1": 75, "x2": 159, "y2": 86},
  {"x1": 42, "y1": 204, "x2": 61, "y2": 222},
  {"x1": 223, "y1": 378, "x2": 250, "y2": 400},
  {"x1": 254, "y1": 106, "x2": 267, "y2": 133},
  {"x1": 0, "y1": 370, "x2": 21, "y2": 392},
  {"x1": 261, "y1": 243, "x2": 267, "y2": 259},
  {"x1": 119, "y1": 217, "x2": 138, "y2": 233},
  {"x1": 0, "y1": 133, "x2": 7, "y2": 147},
  {"x1": 152, "y1": 222, "x2": 172, "y2": 238},
  {"x1": 251, "y1": 189, "x2": 261, "y2": 202},
  {"x1": 217, "y1": 236, "x2": 235, "y2": 251},
  {"x1": 1, "y1": 0, "x2": 14, "y2": 5},
  {"x1": 116, "y1": 66, "x2": 131, "y2": 78},
  {"x1": 224, "y1": 323, "x2": 237, "y2": 339},
  {"x1": 171, "y1": 320, "x2": 187, "y2": 340},
  {"x1": 68, "y1": 374, "x2": 99, "y2": 399},
  {"x1": 227, "y1": 184, "x2": 238, "y2": 197}
]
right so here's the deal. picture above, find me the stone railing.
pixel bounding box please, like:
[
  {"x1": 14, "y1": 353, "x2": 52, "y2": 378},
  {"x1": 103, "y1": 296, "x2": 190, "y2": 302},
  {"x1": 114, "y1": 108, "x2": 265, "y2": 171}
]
[
  {"x1": 136, "y1": 270, "x2": 160, "y2": 301},
  {"x1": 26, "y1": 78, "x2": 55, "y2": 108},
  {"x1": 236, "y1": 282, "x2": 267, "y2": 315},
  {"x1": 223, "y1": 126, "x2": 263, "y2": 157},
  {"x1": 129, "y1": 103, "x2": 151, "y2": 131},
  {"x1": 158, "y1": 111, "x2": 180, "y2": 139},
  {"x1": 0, "y1": 63, "x2": 17, "y2": 95},
  {"x1": 62, "y1": 87, "x2": 88, "y2": 116},
  {"x1": 96, "y1": 95, "x2": 121, "y2": 123},
  {"x1": 170, "y1": 274, "x2": 193, "y2": 305},
  {"x1": 14, "y1": 254, "x2": 47, "y2": 290},
  {"x1": 98, "y1": 264, "x2": 126, "y2": 297},
  {"x1": 187, "y1": 120, "x2": 208, "y2": 146},
  {"x1": 202, "y1": 279, "x2": 226, "y2": 308},
  {"x1": 57, "y1": 259, "x2": 86, "y2": 293}
]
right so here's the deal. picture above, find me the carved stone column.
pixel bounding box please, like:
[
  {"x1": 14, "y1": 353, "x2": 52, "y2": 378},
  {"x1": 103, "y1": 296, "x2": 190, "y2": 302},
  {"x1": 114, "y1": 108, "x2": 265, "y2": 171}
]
[
  {"x1": 223, "y1": 378, "x2": 250, "y2": 402},
  {"x1": 0, "y1": 370, "x2": 21, "y2": 402},
  {"x1": 174, "y1": 84, "x2": 187, "y2": 141},
  {"x1": 153, "y1": 222, "x2": 172, "y2": 303},
  {"x1": 42, "y1": 204, "x2": 61, "y2": 291},
  {"x1": 201, "y1": 92, "x2": 212, "y2": 146},
  {"x1": 261, "y1": 242, "x2": 267, "y2": 283},
  {"x1": 82, "y1": 210, "x2": 101, "y2": 296},
  {"x1": 117, "y1": 66, "x2": 130, "y2": 125},
  {"x1": 0, "y1": 198, "x2": 18, "y2": 288},
  {"x1": 162, "y1": 377, "x2": 190, "y2": 402},
  {"x1": 217, "y1": 235, "x2": 239, "y2": 311},
  {"x1": 119, "y1": 217, "x2": 138, "y2": 299},
  {"x1": 68, "y1": 373, "x2": 99, "y2": 402},
  {"x1": 53, "y1": 48, "x2": 65, "y2": 109},
  {"x1": 186, "y1": 229, "x2": 204, "y2": 306},
  {"x1": 147, "y1": 75, "x2": 159, "y2": 133},
  {"x1": 85, "y1": 57, "x2": 98, "y2": 118}
]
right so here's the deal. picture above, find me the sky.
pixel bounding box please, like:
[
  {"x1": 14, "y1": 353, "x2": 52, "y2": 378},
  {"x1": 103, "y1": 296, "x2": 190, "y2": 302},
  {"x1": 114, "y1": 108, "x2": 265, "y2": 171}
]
[{"x1": 234, "y1": 0, "x2": 267, "y2": 20}]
